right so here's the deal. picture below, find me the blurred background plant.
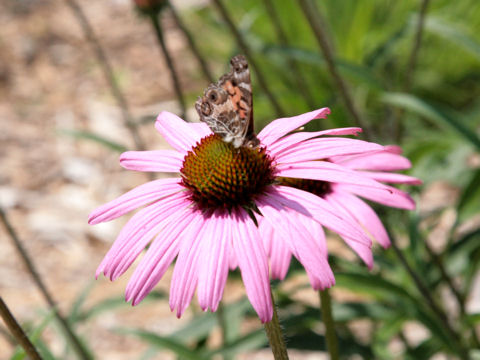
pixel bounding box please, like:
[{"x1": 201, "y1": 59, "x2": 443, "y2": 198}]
[{"x1": 1, "y1": 0, "x2": 479, "y2": 359}]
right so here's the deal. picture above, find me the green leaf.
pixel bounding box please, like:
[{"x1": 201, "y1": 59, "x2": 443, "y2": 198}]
[
  {"x1": 457, "y1": 168, "x2": 480, "y2": 219},
  {"x1": 76, "y1": 290, "x2": 166, "y2": 321},
  {"x1": 117, "y1": 328, "x2": 209, "y2": 360},
  {"x1": 170, "y1": 312, "x2": 218, "y2": 342},
  {"x1": 263, "y1": 44, "x2": 384, "y2": 90},
  {"x1": 58, "y1": 129, "x2": 128, "y2": 152},
  {"x1": 335, "y1": 272, "x2": 415, "y2": 301},
  {"x1": 208, "y1": 329, "x2": 266, "y2": 358},
  {"x1": 424, "y1": 16, "x2": 480, "y2": 62},
  {"x1": 68, "y1": 281, "x2": 95, "y2": 323},
  {"x1": 381, "y1": 93, "x2": 480, "y2": 150}
]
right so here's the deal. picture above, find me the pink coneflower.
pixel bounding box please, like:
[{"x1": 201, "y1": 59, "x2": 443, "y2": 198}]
[
  {"x1": 263, "y1": 146, "x2": 421, "y2": 280},
  {"x1": 88, "y1": 108, "x2": 414, "y2": 323}
]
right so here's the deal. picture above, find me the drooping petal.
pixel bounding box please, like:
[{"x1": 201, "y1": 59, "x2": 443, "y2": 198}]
[
  {"x1": 335, "y1": 183, "x2": 416, "y2": 210},
  {"x1": 231, "y1": 208, "x2": 272, "y2": 323},
  {"x1": 361, "y1": 172, "x2": 422, "y2": 185},
  {"x1": 97, "y1": 192, "x2": 191, "y2": 281},
  {"x1": 385, "y1": 145, "x2": 403, "y2": 154},
  {"x1": 274, "y1": 138, "x2": 384, "y2": 164},
  {"x1": 258, "y1": 197, "x2": 335, "y2": 289},
  {"x1": 258, "y1": 108, "x2": 330, "y2": 147},
  {"x1": 258, "y1": 218, "x2": 292, "y2": 280},
  {"x1": 326, "y1": 191, "x2": 390, "y2": 248},
  {"x1": 276, "y1": 161, "x2": 392, "y2": 190},
  {"x1": 88, "y1": 177, "x2": 183, "y2": 225},
  {"x1": 169, "y1": 210, "x2": 207, "y2": 318},
  {"x1": 197, "y1": 210, "x2": 230, "y2": 312},
  {"x1": 267, "y1": 127, "x2": 362, "y2": 156},
  {"x1": 333, "y1": 151, "x2": 412, "y2": 171},
  {"x1": 270, "y1": 186, "x2": 373, "y2": 268},
  {"x1": 155, "y1": 111, "x2": 203, "y2": 154},
  {"x1": 126, "y1": 209, "x2": 198, "y2": 305},
  {"x1": 120, "y1": 150, "x2": 184, "y2": 172}
]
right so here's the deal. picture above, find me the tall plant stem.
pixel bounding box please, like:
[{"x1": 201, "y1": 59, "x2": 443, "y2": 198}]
[
  {"x1": 211, "y1": 0, "x2": 285, "y2": 118},
  {"x1": 264, "y1": 288, "x2": 289, "y2": 360},
  {"x1": 424, "y1": 241, "x2": 480, "y2": 348},
  {"x1": 404, "y1": 0, "x2": 430, "y2": 93},
  {"x1": 389, "y1": 238, "x2": 469, "y2": 359},
  {"x1": 298, "y1": 0, "x2": 371, "y2": 139},
  {"x1": 394, "y1": 0, "x2": 431, "y2": 142},
  {"x1": 168, "y1": 3, "x2": 215, "y2": 83},
  {"x1": 0, "y1": 208, "x2": 92, "y2": 360},
  {"x1": 216, "y1": 302, "x2": 233, "y2": 360},
  {"x1": 0, "y1": 297, "x2": 43, "y2": 360},
  {"x1": 319, "y1": 289, "x2": 339, "y2": 360},
  {"x1": 262, "y1": 0, "x2": 316, "y2": 109},
  {"x1": 65, "y1": 0, "x2": 146, "y2": 151},
  {"x1": 148, "y1": 11, "x2": 187, "y2": 120}
]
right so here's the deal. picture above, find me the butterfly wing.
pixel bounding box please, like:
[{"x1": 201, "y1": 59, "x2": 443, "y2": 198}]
[{"x1": 195, "y1": 55, "x2": 257, "y2": 148}]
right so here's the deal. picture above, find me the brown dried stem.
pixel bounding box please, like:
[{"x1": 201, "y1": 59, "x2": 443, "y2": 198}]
[
  {"x1": 148, "y1": 11, "x2": 188, "y2": 120},
  {"x1": 394, "y1": 0, "x2": 431, "y2": 141},
  {"x1": 0, "y1": 297, "x2": 43, "y2": 360},
  {"x1": 211, "y1": 0, "x2": 285, "y2": 117},
  {"x1": 168, "y1": 2, "x2": 215, "y2": 84},
  {"x1": 65, "y1": 0, "x2": 146, "y2": 151},
  {"x1": 0, "y1": 208, "x2": 92, "y2": 360},
  {"x1": 298, "y1": 0, "x2": 371, "y2": 139}
]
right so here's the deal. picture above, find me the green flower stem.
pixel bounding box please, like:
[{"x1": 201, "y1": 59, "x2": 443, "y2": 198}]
[
  {"x1": 264, "y1": 288, "x2": 289, "y2": 360},
  {"x1": 319, "y1": 289, "x2": 339, "y2": 360},
  {"x1": 216, "y1": 302, "x2": 233, "y2": 360}
]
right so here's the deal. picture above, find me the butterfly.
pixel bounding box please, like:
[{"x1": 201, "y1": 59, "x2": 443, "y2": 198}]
[{"x1": 195, "y1": 55, "x2": 259, "y2": 148}]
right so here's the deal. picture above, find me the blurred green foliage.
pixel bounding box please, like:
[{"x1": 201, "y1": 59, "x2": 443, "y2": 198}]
[{"x1": 11, "y1": 0, "x2": 480, "y2": 359}]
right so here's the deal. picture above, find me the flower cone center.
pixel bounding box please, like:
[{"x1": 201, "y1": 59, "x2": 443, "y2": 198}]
[
  {"x1": 278, "y1": 177, "x2": 332, "y2": 197},
  {"x1": 181, "y1": 134, "x2": 275, "y2": 210}
]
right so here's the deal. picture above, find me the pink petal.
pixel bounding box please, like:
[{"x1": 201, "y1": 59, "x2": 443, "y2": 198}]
[
  {"x1": 169, "y1": 211, "x2": 206, "y2": 318},
  {"x1": 258, "y1": 219, "x2": 292, "y2": 280},
  {"x1": 274, "y1": 138, "x2": 384, "y2": 164},
  {"x1": 271, "y1": 186, "x2": 373, "y2": 268},
  {"x1": 88, "y1": 177, "x2": 183, "y2": 225},
  {"x1": 258, "y1": 108, "x2": 330, "y2": 147},
  {"x1": 228, "y1": 250, "x2": 238, "y2": 271},
  {"x1": 189, "y1": 122, "x2": 213, "y2": 139},
  {"x1": 197, "y1": 210, "x2": 230, "y2": 312},
  {"x1": 98, "y1": 193, "x2": 191, "y2": 281},
  {"x1": 155, "y1": 112, "x2": 202, "y2": 154},
  {"x1": 268, "y1": 127, "x2": 362, "y2": 155},
  {"x1": 335, "y1": 183, "x2": 416, "y2": 210},
  {"x1": 120, "y1": 150, "x2": 184, "y2": 172},
  {"x1": 276, "y1": 161, "x2": 392, "y2": 190},
  {"x1": 258, "y1": 198, "x2": 334, "y2": 289},
  {"x1": 126, "y1": 209, "x2": 198, "y2": 305},
  {"x1": 231, "y1": 208, "x2": 272, "y2": 323},
  {"x1": 385, "y1": 145, "x2": 403, "y2": 154},
  {"x1": 332, "y1": 151, "x2": 412, "y2": 171},
  {"x1": 361, "y1": 172, "x2": 422, "y2": 185},
  {"x1": 326, "y1": 191, "x2": 390, "y2": 248}
]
